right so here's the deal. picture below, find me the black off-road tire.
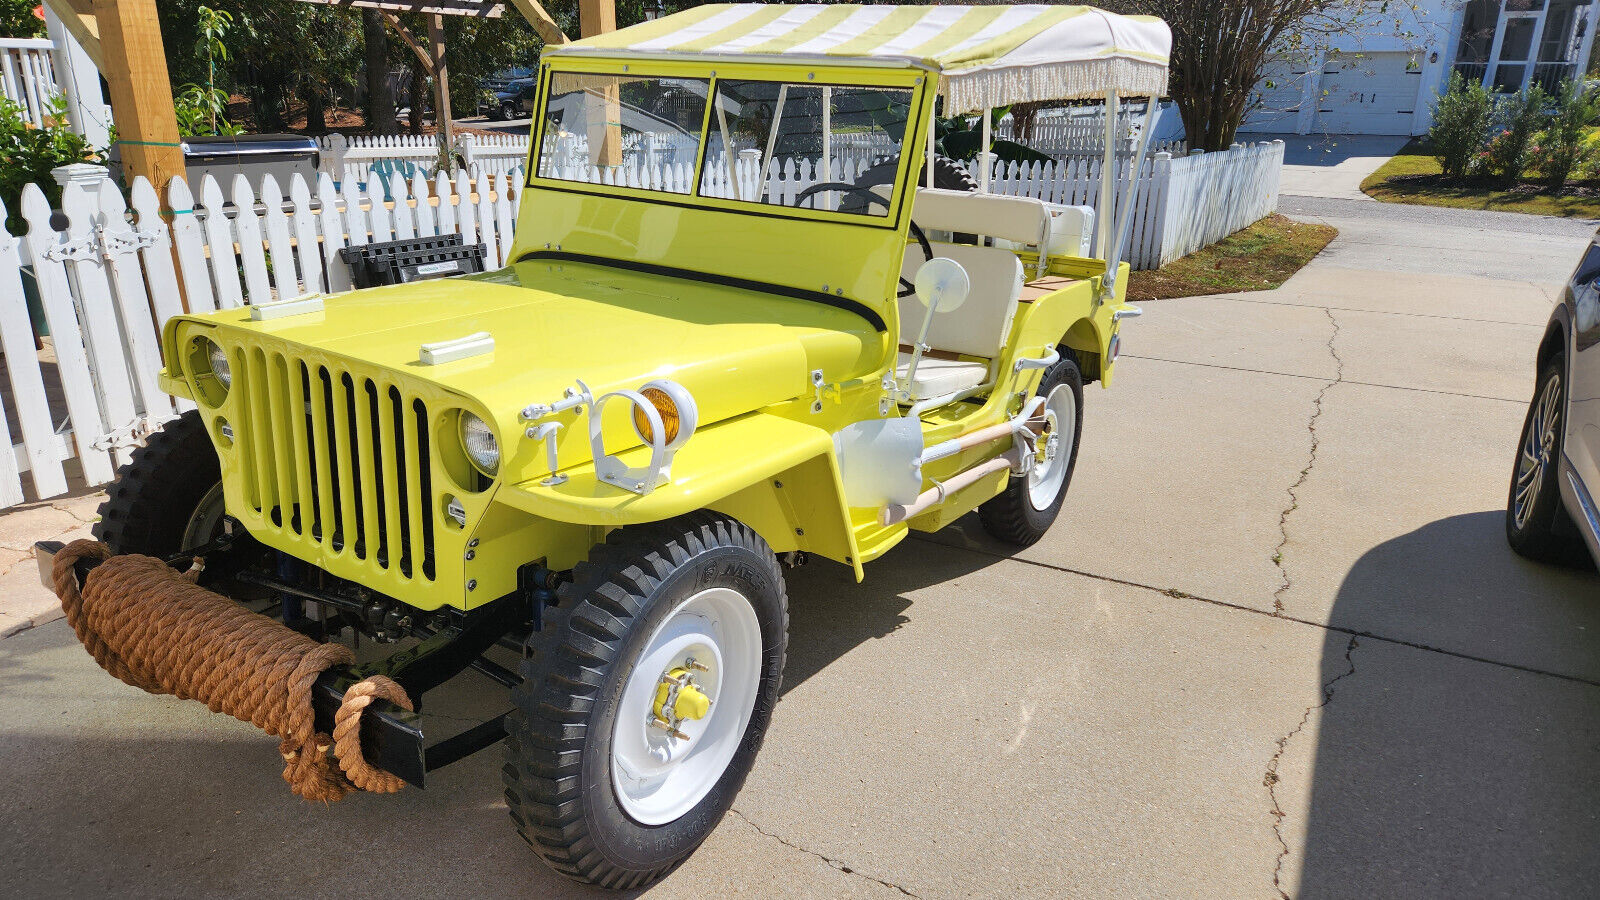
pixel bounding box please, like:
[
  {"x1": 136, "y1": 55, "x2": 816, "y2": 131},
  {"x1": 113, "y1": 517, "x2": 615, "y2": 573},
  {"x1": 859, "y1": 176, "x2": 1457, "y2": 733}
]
[
  {"x1": 978, "y1": 354, "x2": 1084, "y2": 546},
  {"x1": 93, "y1": 410, "x2": 223, "y2": 557},
  {"x1": 1506, "y1": 355, "x2": 1592, "y2": 567},
  {"x1": 859, "y1": 153, "x2": 979, "y2": 194},
  {"x1": 502, "y1": 512, "x2": 788, "y2": 889}
]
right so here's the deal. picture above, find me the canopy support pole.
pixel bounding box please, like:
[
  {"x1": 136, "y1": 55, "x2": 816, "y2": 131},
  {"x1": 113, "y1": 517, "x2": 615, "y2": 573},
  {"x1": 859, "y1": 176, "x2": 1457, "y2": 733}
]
[
  {"x1": 1103, "y1": 95, "x2": 1159, "y2": 300},
  {"x1": 926, "y1": 99, "x2": 936, "y2": 189},
  {"x1": 821, "y1": 86, "x2": 832, "y2": 198},
  {"x1": 1095, "y1": 89, "x2": 1118, "y2": 268},
  {"x1": 757, "y1": 84, "x2": 788, "y2": 202},
  {"x1": 979, "y1": 108, "x2": 991, "y2": 193}
]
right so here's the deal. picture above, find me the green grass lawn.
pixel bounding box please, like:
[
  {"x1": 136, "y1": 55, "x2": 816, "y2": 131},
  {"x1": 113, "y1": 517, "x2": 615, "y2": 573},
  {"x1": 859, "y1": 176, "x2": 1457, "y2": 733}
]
[
  {"x1": 1125, "y1": 214, "x2": 1337, "y2": 302},
  {"x1": 1361, "y1": 139, "x2": 1600, "y2": 217}
]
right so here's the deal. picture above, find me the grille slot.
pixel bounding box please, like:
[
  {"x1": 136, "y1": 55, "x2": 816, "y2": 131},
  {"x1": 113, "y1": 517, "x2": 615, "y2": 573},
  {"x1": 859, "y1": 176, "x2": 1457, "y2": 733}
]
[{"x1": 234, "y1": 348, "x2": 435, "y2": 582}]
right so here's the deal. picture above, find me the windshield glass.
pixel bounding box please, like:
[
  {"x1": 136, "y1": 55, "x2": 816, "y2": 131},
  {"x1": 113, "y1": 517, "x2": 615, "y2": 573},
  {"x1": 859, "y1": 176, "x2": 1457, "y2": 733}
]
[
  {"x1": 536, "y1": 73, "x2": 710, "y2": 194},
  {"x1": 534, "y1": 71, "x2": 914, "y2": 218},
  {"x1": 698, "y1": 81, "x2": 912, "y2": 217}
]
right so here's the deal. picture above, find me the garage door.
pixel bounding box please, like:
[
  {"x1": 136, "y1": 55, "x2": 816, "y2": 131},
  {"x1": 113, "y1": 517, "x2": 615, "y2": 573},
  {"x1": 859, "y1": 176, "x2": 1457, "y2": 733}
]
[
  {"x1": 1315, "y1": 52, "x2": 1423, "y2": 135},
  {"x1": 1242, "y1": 58, "x2": 1312, "y2": 132}
]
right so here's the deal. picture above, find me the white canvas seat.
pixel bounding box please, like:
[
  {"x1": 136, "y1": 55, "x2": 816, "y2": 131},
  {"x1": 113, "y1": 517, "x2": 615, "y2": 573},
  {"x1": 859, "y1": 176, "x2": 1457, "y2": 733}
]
[
  {"x1": 896, "y1": 242, "x2": 1024, "y2": 402},
  {"x1": 895, "y1": 352, "x2": 989, "y2": 400}
]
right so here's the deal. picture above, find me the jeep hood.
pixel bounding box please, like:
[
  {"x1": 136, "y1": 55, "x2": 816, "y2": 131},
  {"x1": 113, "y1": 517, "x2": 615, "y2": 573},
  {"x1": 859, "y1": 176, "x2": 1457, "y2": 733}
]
[{"x1": 182, "y1": 258, "x2": 883, "y2": 470}]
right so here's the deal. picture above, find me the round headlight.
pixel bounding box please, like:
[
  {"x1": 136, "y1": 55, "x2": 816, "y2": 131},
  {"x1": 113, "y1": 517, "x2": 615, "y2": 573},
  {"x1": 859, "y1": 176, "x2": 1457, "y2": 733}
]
[
  {"x1": 460, "y1": 411, "x2": 499, "y2": 476},
  {"x1": 630, "y1": 380, "x2": 697, "y2": 450},
  {"x1": 206, "y1": 339, "x2": 232, "y2": 389}
]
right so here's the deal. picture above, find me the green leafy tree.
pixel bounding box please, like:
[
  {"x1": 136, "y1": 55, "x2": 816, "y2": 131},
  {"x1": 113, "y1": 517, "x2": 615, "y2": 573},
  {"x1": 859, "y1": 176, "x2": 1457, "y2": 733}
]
[
  {"x1": 1429, "y1": 72, "x2": 1492, "y2": 178},
  {"x1": 194, "y1": 6, "x2": 234, "y2": 134}
]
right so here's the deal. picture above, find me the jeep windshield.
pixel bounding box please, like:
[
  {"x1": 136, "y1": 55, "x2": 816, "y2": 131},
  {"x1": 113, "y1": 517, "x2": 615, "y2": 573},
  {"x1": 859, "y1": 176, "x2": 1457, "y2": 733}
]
[{"x1": 532, "y1": 70, "x2": 916, "y2": 219}]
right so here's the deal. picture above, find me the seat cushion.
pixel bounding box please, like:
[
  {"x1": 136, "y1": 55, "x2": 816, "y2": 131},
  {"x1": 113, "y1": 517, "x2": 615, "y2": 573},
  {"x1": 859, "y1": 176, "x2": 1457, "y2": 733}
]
[
  {"x1": 896, "y1": 352, "x2": 989, "y2": 401},
  {"x1": 900, "y1": 243, "x2": 1024, "y2": 360}
]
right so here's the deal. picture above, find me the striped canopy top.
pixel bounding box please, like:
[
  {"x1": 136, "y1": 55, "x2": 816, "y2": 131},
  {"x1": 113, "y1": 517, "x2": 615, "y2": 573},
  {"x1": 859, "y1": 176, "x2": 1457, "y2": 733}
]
[{"x1": 547, "y1": 4, "x2": 1171, "y2": 112}]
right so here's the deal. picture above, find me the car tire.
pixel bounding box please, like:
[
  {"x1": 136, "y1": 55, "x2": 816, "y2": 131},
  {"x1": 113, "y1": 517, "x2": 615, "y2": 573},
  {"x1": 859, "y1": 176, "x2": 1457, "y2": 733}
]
[
  {"x1": 503, "y1": 512, "x2": 788, "y2": 888},
  {"x1": 1506, "y1": 353, "x2": 1591, "y2": 567},
  {"x1": 978, "y1": 353, "x2": 1084, "y2": 546},
  {"x1": 93, "y1": 409, "x2": 225, "y2": 558},
  {"x1": 499, "y1": 101, "x2": 518, "y2": 121}
]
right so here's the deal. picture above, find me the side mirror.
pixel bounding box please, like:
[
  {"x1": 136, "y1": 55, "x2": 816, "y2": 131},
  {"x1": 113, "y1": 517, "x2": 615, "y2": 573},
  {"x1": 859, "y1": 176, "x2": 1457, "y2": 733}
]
[{"x1": 915, "y1": 257, "x2": 969, "y2": 314}]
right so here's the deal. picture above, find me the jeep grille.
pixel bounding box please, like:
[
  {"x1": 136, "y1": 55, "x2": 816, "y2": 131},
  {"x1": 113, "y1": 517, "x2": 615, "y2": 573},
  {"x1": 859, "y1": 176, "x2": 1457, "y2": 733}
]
[{"x1": 232, "y1": 346, "x2": 436, "y2": 582}]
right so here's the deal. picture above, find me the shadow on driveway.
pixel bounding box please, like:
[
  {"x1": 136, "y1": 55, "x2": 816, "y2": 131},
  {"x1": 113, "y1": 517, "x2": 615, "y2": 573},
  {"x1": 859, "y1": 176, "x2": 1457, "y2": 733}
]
[{"x1": 1295, "y1": 511, "x2": 1600, "y2": 898}]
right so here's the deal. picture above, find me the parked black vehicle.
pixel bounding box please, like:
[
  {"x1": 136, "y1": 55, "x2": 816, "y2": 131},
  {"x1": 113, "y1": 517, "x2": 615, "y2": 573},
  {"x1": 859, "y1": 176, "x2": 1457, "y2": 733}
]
[
  {"x1": 487, "y1": 77, "x2": 538, "y2": 121},
  {"x1": 1507, "y1": 232, "x2": 1600, "y2": 569}
]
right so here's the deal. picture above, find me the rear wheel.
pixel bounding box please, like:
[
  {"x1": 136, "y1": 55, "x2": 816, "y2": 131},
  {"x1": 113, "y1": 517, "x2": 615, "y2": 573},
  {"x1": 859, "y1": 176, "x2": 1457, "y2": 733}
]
[
  {"x1": 979, "y1": 355, "x2": 1084, "y2": 545},
  {"x1": 1506, "y1": 354, "x2": 1590, "y2": 566},
  {"x1": 93, "y1": 410, "x2": 225, "y2": 557},
  {"x1": 503, "y1": 512, "x2": 787, "y2": 888}
]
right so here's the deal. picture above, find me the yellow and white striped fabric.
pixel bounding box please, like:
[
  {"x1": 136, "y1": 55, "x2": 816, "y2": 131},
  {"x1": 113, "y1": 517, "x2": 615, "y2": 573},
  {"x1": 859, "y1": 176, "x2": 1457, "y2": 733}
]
[{"x1": 549, "y1": 4, "x2": 1170, "y2": 112}]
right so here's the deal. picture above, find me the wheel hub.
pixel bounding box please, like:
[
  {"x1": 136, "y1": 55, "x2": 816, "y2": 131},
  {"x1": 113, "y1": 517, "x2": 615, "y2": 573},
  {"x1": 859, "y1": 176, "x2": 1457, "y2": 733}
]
[{"x1": 650, "y1": 662, "x2": 712, "y2": 740}]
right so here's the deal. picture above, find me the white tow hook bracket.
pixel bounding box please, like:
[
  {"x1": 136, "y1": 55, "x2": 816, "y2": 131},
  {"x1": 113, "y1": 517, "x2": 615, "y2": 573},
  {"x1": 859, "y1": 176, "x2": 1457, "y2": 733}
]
[
  {"x1": 250, "y1": 293, "x2": 325, "y2": 321},
  {"x1": 529, "y1": 422, "x2": 567, "y2": 486},
  {"x1": 1112, "y1": 305, "x2": 1143, "y2": 322},
  {"x1": 419, "y1": 331, "x2": 493, "y2": 365}
]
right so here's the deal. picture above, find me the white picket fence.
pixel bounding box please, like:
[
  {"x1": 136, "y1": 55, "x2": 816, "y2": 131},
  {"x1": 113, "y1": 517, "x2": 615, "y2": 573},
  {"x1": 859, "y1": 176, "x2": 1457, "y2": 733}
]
[
  {"x1": 0, "y1": 164, "x2": 522, "y2": 508},
  {"x1": 0, "y1": 37, "x2": 59, "y2": 127},
  {"x1": 984, "y1": 140, "x2": 1284, "y2": 267},
  {"x1": 317, "y1": 132, "x2": 529, "y2": 187}
]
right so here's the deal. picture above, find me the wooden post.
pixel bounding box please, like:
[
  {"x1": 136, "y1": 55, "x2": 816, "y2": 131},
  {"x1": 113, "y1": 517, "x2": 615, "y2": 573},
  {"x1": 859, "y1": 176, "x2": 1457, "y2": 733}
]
[
  {"x1": 91, "y1": 0, "x2": 183, "y2": 188},
  {"x1": 579, "y1": 0, "x2": 616, "y2": 36},
  {"x1": 427, "y1": 14, "x2": 454, "y2": 167},
  {"x1": 580, "y1": 0, "x2": 622, "y2": 167}
]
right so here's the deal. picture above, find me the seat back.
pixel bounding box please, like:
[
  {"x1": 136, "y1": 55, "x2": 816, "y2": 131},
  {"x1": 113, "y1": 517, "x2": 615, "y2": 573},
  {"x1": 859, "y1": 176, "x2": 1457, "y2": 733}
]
[
  {"x1": 911, "y1": 188, "x2": 1052, "y2": 249},
  {"x1": 899, "y1": 242, "x2": 1024, "y2": 359}
]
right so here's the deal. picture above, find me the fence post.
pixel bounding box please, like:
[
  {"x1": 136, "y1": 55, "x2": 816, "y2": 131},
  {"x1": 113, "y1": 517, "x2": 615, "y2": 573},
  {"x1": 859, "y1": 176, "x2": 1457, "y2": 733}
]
[
  {"x1": 458, "y1": 132, "x2": 477, "y2": 171},
  {"x1": 1146, "y1": 152, "x2": 1172, "y2": 270},
  {"x1": 324, "y1": 132, "x2": 348, "y2": 183}
]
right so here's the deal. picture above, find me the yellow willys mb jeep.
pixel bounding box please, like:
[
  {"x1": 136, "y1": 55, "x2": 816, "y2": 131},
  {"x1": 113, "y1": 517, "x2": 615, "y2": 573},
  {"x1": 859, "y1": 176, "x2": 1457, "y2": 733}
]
[{"x1": 44, "y1": 4, "x2": 1171, "y2": 888}]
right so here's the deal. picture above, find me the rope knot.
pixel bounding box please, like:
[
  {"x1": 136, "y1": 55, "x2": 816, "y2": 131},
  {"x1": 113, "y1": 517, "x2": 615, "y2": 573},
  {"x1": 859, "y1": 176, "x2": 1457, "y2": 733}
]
[{"x1": 49, "y1": 539, "x2": 413, "y2": 803}]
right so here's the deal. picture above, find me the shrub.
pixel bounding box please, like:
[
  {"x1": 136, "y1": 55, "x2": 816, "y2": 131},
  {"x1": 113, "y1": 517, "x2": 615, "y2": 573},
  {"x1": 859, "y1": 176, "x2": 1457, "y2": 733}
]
[
  {"x1": 1531, "y1": 80, "x2": 1600, "y2": 190},
  {"x1": 1430, "y1": 72, "x2": 1492, "y2": 178},
  {"x1": 1486, "y1": 85, "x2": 1551, "y2": 185},
  {"x1": 0, "y1": 96, "x2": 104, "y2": 234}
]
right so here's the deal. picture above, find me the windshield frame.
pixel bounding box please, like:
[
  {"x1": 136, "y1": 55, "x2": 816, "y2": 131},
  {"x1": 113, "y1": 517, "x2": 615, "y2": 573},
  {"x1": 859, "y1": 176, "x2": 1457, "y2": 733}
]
[{"x1": 526, "y1": 55, "x2": 933, "y2": 231}]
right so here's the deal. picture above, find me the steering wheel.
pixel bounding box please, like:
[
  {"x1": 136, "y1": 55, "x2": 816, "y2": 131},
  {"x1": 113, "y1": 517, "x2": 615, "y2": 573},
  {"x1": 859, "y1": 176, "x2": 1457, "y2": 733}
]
[{"x1": 794, "y1": 182, "x2": 933, "y2": 298}]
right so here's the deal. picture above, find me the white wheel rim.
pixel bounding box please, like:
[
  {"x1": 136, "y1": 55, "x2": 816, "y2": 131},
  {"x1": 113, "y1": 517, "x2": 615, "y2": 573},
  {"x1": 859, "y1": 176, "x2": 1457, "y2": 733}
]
[
  {"x1": 611, "y1": 586, "x2": 762, "y2": 825},
  {"x1": 1027, "y1": 384, "x2": 1076, "y2": 510}
]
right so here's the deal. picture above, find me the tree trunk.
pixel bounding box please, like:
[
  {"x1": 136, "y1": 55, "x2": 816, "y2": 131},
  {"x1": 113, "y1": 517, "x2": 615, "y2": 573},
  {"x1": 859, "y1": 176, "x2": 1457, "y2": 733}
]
[
  {"x1": 409, "y1": 66, "x2": 427, "y2": 135},
  {"x1": 301, "y1": 82, "x2": 328, "y2": 135},
  {"x1": 363, "y1": 9, "x2": 398, "y2": 135}
]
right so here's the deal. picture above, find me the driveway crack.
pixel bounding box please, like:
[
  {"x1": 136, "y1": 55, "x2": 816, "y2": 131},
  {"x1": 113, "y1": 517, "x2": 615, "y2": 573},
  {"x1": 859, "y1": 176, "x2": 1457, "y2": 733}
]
[
  {"x1": 1264, "y1": 635, "x2": 1359, "y2": 899},
  {"x1": 1273, "y1": 307, "x2": 1344, "y2": 614},
  {"x1": 729, "y1": 808, "x2": 919, "y2": 897}
]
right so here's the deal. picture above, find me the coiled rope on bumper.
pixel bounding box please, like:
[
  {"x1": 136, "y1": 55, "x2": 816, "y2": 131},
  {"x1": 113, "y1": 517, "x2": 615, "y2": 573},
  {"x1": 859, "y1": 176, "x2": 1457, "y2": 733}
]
[{"x1": 51, "y1": 539, "x2": 412, "y2": 802}]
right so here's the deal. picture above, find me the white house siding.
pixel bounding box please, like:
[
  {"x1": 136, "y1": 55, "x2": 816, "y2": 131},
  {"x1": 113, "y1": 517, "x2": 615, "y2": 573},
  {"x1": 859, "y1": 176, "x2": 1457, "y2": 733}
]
[{"x1": 1237, "y1": 0, "x2": 1598, "y2": 136}]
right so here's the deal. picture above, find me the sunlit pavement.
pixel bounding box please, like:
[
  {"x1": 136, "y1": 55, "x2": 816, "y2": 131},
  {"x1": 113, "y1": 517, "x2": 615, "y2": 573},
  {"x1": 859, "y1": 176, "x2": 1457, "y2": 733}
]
[{"x1": 3, "y1": 200, "x2": 1599, "y2": 898}]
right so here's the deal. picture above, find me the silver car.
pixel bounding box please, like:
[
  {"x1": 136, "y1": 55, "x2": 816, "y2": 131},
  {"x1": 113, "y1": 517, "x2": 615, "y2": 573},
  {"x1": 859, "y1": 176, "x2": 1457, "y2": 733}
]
[{"x1": 1508, "y1": 236, "x2": 1600, "y2": 569}]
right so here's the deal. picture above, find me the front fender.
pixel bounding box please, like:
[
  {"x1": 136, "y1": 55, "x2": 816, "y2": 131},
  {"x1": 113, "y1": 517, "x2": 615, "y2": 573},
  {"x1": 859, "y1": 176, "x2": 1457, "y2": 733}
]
[{"x1": 497, "y1": 411, "x2": 864, "y2": 580}]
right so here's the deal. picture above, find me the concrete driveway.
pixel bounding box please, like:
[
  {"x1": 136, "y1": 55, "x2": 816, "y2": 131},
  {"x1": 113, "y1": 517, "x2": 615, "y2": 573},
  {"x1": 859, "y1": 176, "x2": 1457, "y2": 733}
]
[
  {"x1": 3, "y1": 200, "x2": 1599, "y2": 898},
  {"x1": 1242, "y1": 132, "x2": 1411, "y2": 201}
]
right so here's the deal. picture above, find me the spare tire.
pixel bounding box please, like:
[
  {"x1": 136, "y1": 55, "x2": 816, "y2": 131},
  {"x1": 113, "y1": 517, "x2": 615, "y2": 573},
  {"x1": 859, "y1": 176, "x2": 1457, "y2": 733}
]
[{"x1": 846, "y1": 154, "x2": 978, "y2": 242}]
